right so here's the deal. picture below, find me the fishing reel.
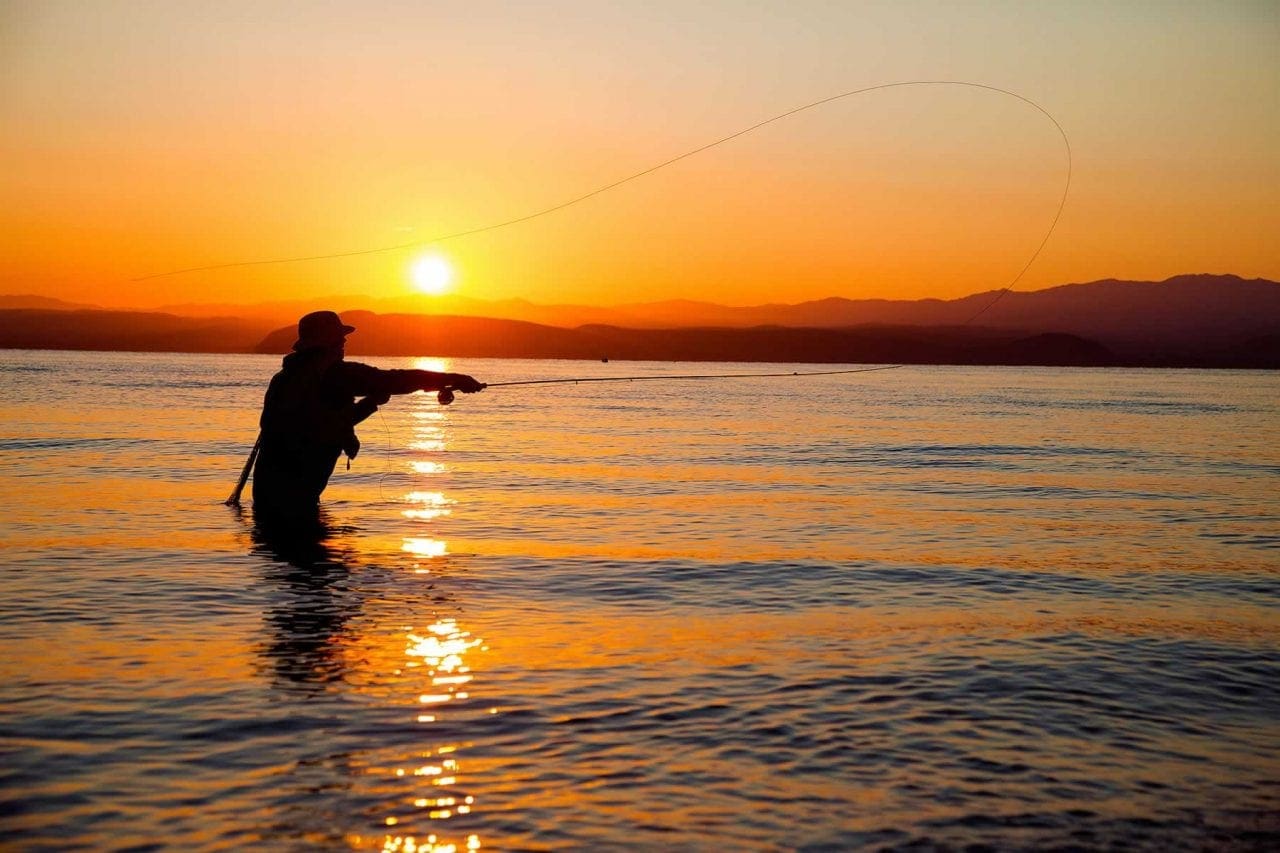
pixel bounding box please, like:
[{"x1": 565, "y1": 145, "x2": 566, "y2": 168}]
[{"x1": 437, "y1": 387, "x2": 455, "y2": 406}]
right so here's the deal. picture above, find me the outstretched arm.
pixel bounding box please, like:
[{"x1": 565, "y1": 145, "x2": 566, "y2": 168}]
[
  {"x1": 413, "y1": 371, "x2": 485, "y2": 394},
  {"x1": 341, "y1": 363, "x2": 485, "y2": 398}
]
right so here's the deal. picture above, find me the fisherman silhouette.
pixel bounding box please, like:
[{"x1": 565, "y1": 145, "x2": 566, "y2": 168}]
[{"x1": 251, "y1": 310, "x2": 483, "y2": 517}]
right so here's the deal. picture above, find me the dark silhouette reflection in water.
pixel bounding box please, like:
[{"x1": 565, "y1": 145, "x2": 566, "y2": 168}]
[
  {"x1": 249, "y1": 507, "x2": 360, "y2": 691},
  {"x1": 226, "y1": 506, "x2": 368, "y2": 847}
]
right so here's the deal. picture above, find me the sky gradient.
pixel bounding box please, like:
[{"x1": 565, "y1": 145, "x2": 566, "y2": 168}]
[{"x1": 2, "y1": 0, "x2": 1277, "y2": 308}]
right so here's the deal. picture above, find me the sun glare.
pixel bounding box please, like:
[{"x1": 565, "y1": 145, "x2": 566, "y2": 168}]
[{"x1": 411, "y1": 255, "x2": 454, "y2": 296}]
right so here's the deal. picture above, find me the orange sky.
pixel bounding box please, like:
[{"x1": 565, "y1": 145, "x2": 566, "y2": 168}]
[{"x1": 2, "y1": 1, "x2": 1277, "y2": 309}]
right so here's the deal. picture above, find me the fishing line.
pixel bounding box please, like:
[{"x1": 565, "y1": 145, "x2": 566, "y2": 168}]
[
  {"x1": 135, "y1": 80, "x2": 1070, "y2": 284},
  {"x1": 467, "y1": 83, "x2": 1070, "y2": 392},
  {"x1": 377, "y1": 407, "x2": 393, "y2": 502},
  {"x1": 229, "y1": 81, "x2": 1071, "y2": 500},
  {"x1": 482, "y1": 363, "x2": 904, "y2": 389}
]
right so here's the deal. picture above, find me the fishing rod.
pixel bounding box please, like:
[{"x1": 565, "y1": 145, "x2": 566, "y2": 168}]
[
  {"x1": 427, "y1": 363, "x2": 904, "y2": 404},
  {"x1": 225, "y1": 436, "x2": 261, "y2": 506}
]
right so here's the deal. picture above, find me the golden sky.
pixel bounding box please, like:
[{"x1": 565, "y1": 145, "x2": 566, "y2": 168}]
[{"x1": 2, "y1": 0, "x2": 1277, "y2": 309}]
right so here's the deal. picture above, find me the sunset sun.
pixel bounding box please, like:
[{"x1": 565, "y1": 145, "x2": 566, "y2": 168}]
[{"x1": 410, "y1": 254, "x2": 454, "y2": 296}]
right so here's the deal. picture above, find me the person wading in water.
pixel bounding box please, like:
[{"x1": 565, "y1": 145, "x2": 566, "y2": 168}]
[{"x1": 252, "y1": 310, "x2": 483, "y2": 518}]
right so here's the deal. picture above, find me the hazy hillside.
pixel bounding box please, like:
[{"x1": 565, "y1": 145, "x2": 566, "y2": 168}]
[
  {"x1": 3, "y1": 274, "x2": 1277, "y2": 367},
  {"x1": 0, "y1": 295, "x2": 102, "y2": 311},
  {"x1": 12, "y1": 275, "x2": 1277, "y2": 345},
  {"x1": 253, "y1": 311, "x2": 1120, "y2": 367},
  {"x1": 950, "y1": 275, "x2": 1280, "y2": 358},
  {"x1": 0, "y1": 310, "x2": 276, "y2": 353},
  {"x1": 607, "y1": 275, "x2": 1280, "y2": 343}
]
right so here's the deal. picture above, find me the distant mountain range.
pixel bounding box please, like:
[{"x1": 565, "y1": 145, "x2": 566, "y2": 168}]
[
  {"x1": 251, "y1": 313, "x2": 1120, "y2": 367},
  {"x1": 0, "y1": 309, "x2": 275, "y2": 353},
  {"x1": 2, "y1": 274, "x2": 1278, "y2": 368}
]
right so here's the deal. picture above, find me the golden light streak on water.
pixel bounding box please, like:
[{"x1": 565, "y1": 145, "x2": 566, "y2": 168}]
[
  {"x1": 405, "y1": 492, "x2": 451, "y2": 505},
  {"x1": 402, "y1": 505, "x2": 451, "y2": 520},
  {"x1": 431, "y1": 675, "x2": 471, "y2": 685},
  {"x1": 402, "y1": 538, "x2": 447, "y2": 558},
  {"x1": 412, "y1": 358, "x2": 452, "y2": 374},
  {"x1": 365, "y1": 615, "x2": 486, "y2": 851},
  {"x1": 402, "y1": 491, "x2": 455, "y2": 520},
  {"x1": 378, "y1": 832, "x2": 477, "y2": 853}
]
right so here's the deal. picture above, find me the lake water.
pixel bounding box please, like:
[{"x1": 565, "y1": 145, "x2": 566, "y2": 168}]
[{"x1": 1, "y1": 349, "x2": 1277, "y2": 851}]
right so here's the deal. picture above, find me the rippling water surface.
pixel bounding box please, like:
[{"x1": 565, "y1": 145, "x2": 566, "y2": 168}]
[{"x1": 1, "y1": 350, "x2": 1278, "y2": 850}]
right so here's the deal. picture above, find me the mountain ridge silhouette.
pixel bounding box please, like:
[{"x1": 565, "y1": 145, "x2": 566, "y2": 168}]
[{"x1": 2, "y1": 275, "x2": 1277, "y2": 367}]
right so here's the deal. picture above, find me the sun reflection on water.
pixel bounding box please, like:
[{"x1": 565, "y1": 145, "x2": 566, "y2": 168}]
[
  {"x1": 368, "y1": 618, "x2": 484, "y2": 852},
  {"x1": 412, "y1": 357, "x2": 452, "y2": 374},
  {"x1": 377, "y1": 832, "x2": 481, "y2": 853},
  {"x1": 402, "y1": 492, "x2": 455, "y2": 521},
  {"x1": 402, "y1": 392, "x2": 453, "y2": 560},
  {"x1": 405, "y1": 399, "x2": 449, "y2": 477},
  {"x1": 402, "y1": 537, "x2": 448, "y2": 559},
  {"x1": 374, "y1": 390, "x2": 484, "y2": 852}
]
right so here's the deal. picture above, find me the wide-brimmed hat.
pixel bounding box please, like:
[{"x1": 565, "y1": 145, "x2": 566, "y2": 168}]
[{"x1": 292, "y1": 310, "x2": 355, "y2": 351}]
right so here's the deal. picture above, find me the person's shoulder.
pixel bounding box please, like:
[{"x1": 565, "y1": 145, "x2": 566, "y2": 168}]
[
  {"x1": 338, "y1": 359, "x2": 380, "y2": 375},
  {"x1": 331, "y1": 360, "x2": 384, "y2": 386}
]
